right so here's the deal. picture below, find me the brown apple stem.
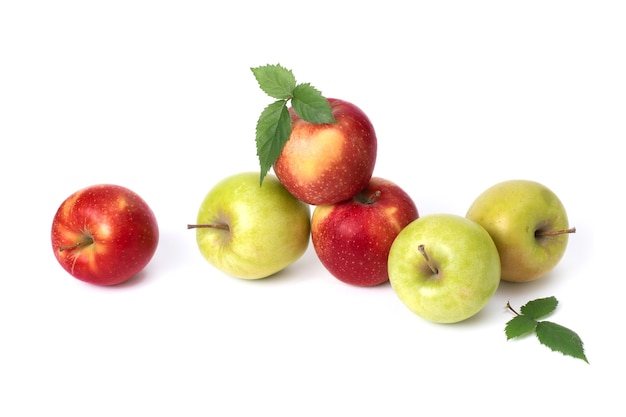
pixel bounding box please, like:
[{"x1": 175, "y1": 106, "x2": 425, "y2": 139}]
[
  {"x1": 418, "y1": 244, "x2": 438, "y2": 274},
  {"x1": 59, "y1": 237, "x2": 94, "y2": 252},
  {"x1": 506, "y1": 301, "x2": 519, "y2": 316},
  {"x1": 365, "y1": 190, "x2": 382, "y2": 204},
  {"x1": 187, "y1": 224, "x2": 229, "y2": 231},
  {"x1": 536, "y1": 227, "x2": 577, "y2": 237}
]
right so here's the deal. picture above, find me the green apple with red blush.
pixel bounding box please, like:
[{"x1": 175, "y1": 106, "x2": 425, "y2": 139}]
[{"x1": 466, "y1": 179, "x2": 576, "y2": 283}]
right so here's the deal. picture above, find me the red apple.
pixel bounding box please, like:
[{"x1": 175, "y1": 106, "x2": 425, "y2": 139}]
[
  {"x1": 311, "y1": 177, "x2": 419, "y2": 287},
  {"x1": 273, "y1": 98, "x2": 377, "y2": 206},
  {"x1": 51, "y1": 184, "x2": 159, "y2": 286}
]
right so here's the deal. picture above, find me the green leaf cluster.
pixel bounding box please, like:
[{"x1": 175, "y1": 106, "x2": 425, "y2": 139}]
[
  {"x1": 251, "y1": 64, "x2": 337, "y2": 185},
  {"x1": 505, "y1": 296, "x2": 588, "y2": 363}
]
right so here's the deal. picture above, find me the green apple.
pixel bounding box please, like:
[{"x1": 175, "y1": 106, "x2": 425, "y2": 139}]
[
  {"x1": 188, "y1": 172, "x2": 311, "y2": 279},
  {"x1": 466, "y1": 179, "x2": 575, "y2": 283},
  {"x1": 388, "y1": 213, "x2": 501, "y2": 324}
]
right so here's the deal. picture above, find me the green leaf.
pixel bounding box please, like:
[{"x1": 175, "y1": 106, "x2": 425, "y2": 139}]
[
  {"x1": 291, "y1": 83, "x2": 337, "y2": 124},
  {"x1": 535, "y1": 321, "x2": 589, "y2": 363},
  {"x1": 252, "y1": 63, "x2": 335, "y2": 184},
  {"x1": 505, "y1": 315, "x2": 538, "y2": 340},
  {"x1": 520, "y1": 296, "x2": 558, "y2": 320},
  {"x1": 255, "y1": 100, "x2": 292, "y2": 184},
  {"x1": 251, "y1": 64, "x2": 296, "y2": 100}
]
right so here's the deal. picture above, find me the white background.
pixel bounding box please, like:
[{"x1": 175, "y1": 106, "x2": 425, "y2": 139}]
[{"x1": 1, "y1": 1, "x2": 624, "y2": 416}]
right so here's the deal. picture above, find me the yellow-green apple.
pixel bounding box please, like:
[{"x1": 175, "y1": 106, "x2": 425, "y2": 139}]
[
  {"x1": 273, "y1": 98, "x2": 377, "y2": 206},
  {"x1": 311, "y1": 177, "x2": 418, "y2": 287},
  {"x1": 188, "y1": 172, "x2": 311, "y2": 279},
  {"x1": 51, "y1": 184, "x2": 159, "y2": 286},
  {"x1": 466, "y1": 179, "x2": 575, "y2": 283},
  {"x1": 388, "y1": 214, "x2": 501, "y2": 324}
]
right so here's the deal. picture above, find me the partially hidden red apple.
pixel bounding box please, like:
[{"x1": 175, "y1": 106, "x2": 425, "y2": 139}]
[
  {"x1": 311, "y1": 177, "x2": 419, "y2": 287},
  {"x1": 51, "y1": 184, "x2": 159, "y2": 286},
  {"x1": 273, "y1": 98, "x2": 377, "y2": 206}
]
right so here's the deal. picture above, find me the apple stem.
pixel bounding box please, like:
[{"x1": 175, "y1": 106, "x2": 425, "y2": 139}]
[
  {"x1": 187, "y1": 224, "x2": 230, "y2": 231},
  {"x1": 58, "y1": 236, "x2": 94, "y2": 252},
  {"x1": 366, "y1": 190, "x2": 381, "y2": 204},
  {"x1": 536, "y1": 227, "x2": 576, "y2": 237},
  {"x1": 418, "y1": 244, "x2": 439, "y2": 275},
  {"x1": 506, "y1": 301, "x2": 520, "y2": 316}
]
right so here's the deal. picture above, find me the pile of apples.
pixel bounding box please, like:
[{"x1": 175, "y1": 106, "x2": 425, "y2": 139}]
[{"x1": 50, "y1": 92, "x2": 575, "y2": 325}]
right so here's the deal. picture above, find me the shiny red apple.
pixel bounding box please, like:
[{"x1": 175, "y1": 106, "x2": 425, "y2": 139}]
[
  {"x1": 311, "y1": 177, "x2": 419, "y2": 286},
  {"x1": 51, "y1": 184, "x2": 159, "y2": 286},
  {"x1": 273, "y1": 98, "x2": 377, "y2": 206}
]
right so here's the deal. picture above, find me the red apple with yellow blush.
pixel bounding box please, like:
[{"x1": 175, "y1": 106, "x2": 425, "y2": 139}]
[
  {"x1": 51, "y1": 184, "x2": 159, "y2": 286},
  {"x1": 273, "y1": 98, "x2": 377, "y2": 206}
]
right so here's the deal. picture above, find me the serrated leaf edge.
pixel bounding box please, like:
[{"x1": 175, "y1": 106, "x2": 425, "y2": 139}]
[
  {"x1": 520, "y1": 296, "x2": 559, "y2": 320},
  {"x1": 535, "y1": 320, "x2": 589, "y2": 364},
  {"x1": 255, "y1": 100, "x2": 291, "y2": 184},
  {"x1": 251, "y1": 64, "x2": 296, "y2": 100},
  {"x1": 504, "y1": 315, "x2": 538, "y2": 340}
]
